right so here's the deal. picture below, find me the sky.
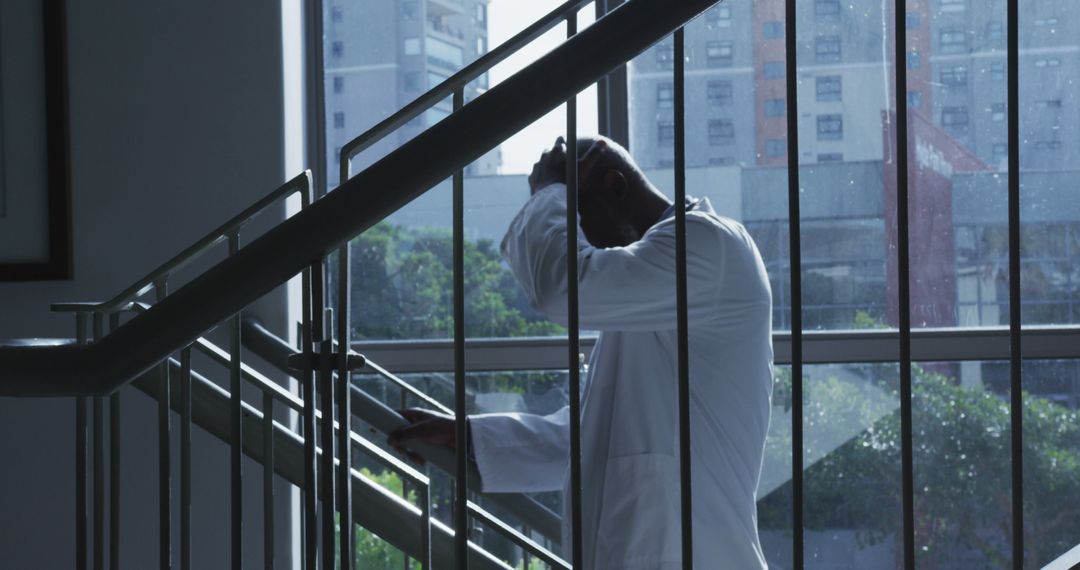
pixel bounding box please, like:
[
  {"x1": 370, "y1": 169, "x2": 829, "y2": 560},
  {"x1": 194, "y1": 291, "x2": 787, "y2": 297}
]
[{"x1": 486, "y1": 0, "x2": 599, "y2": 174}]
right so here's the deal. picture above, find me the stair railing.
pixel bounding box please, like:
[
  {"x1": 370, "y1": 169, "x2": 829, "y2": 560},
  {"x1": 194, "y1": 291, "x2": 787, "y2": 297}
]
[{"x1": 1, "y1": 2, "x2": 724, "y2": 569}]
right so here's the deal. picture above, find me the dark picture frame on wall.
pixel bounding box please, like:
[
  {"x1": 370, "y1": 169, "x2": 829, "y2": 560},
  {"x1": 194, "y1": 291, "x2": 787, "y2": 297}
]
[{"x1": 0, "y1": 0, "x2": 71, "y2": 281}]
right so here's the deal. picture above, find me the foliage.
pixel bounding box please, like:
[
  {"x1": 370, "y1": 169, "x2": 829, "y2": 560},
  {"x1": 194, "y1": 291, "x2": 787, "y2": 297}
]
[
  {"x1": 759, "y1": 365, "x2": 1080, "y2": 569},
  {"x1": 345, "y1": 222, "x2": 563, "y2": 340}
]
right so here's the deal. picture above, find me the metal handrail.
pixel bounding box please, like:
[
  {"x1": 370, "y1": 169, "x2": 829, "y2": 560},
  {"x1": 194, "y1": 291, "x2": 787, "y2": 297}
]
[
  {"x1": 51, "y1": 171, "x2": 312, "y2": 314},
  {"x1": 0, "y1": 0, "x2": 719, "y2": 398},
  {"x1": 240, "y1": 317, "x2": 565, "y2": 542},
  {"x1": 134, "y1": 356, "x2": 511, "y2": 570},
  {"x1": 338, "y1": 0, "x2": 593, "y2": 169}
]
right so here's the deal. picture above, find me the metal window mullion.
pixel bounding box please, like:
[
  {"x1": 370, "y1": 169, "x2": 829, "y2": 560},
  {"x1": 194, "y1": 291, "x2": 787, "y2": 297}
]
[
  {"x1": 337, "y1": 245, "x2": 354, "y2": 570},
  {"x1": 452, "y1": 86, "x2": 469, "y2": 570},
  {"x1": 782, "y1": 0, "x2": 805, "y2": 566},
  {"x1": 565, "y1": 14, "x2": 583, "y2": 570},
  {"x1": 227, "y1": 234, "x2": 243, "y2": 570},
  {"x1": 180, "y1": 348, "x2": 192, "y2": 570},
  {"x1": 1006, "y1": 0, "x2": 1024, "y2": 565},
  {"x1": 672, "y1": 27, "x2": 693, "y2": 570},
  {"x1": 893, "y1": 0, "x2": 916, "y2": 566}
]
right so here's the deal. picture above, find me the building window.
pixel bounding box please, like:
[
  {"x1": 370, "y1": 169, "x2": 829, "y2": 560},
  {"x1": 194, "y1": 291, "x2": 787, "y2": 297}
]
[
  {"x1": 986, "y1": 21, "x2": 1005, "y2": 45},
  {"x1": 907, "y1": 51, "x2": 921, "y2": 69},
  {"x1": 1034, "y1": 141, "x2": 1062, "y2": 151},
  {"x1": 764, "y1": 21, "x2": 783, "y2": 39},
  {"x1": 940, "y1": 28, "x2": 968, "y2": 54},
  {"x1": 906, "y1": 11, "x2": 921, "y2": 29},
  {"x1": 402, "y1": 1, "x2": 418, "y2": 20},
  {"x1": 476, "y1": 36, "x2": 487, "y2": 57},
  {"x1": 706, "y1": 5, "x2": 732, "y2": 26},
  {"x1": 908, "y1": 90, "x2": 923, "y2": 109},
  {"x1": 992, "y1": 143, "x2": 1008, "y2": 162},
  {"x1": 815, "y1": 36, "x2": 841, "y2": 63},
  {"x1": 707, "y1": 80, "x2": 733, "y2": 106},
  {"x1": 403, "y1": 37, "x2": 421, "y2": 55},
  {"x1": 1035, "y1": 58, "x2": 1062, "y2": 68},
  {"x1": 765, "y1": 99, "x2": 786, "y2": 117},
  {"x1": 331, "y1": 6, "x2": 344, "y2": 23},
  {"x1": 990, "y1": 61, "x2": 1006, "y2": 81},
  {"x1": 1036, "y1": 99, "x2": 1063, "y2": 109},
  {"x1": 475, "y1": 3, "x2": 486, "y2": 24},
  {"x1": 656, "y1": 44, "x2": 674, "y2": 70},
  {"x1": 816, "y1": 75, "x2": 842, "y2": 101},
  {"x1": 817, "y1": 114, "x2": 843, "y2": 141},
  {"x1": 942, "y1": 106, "x2": 970, "y2": 132},
  {"x1": 403, "y1": 72, "x2": 422, "y2": 91},
  {"x1": 708, "y1": 119, "x2": 735, "y2": 146},
  {"x1": 333, "y1": 146, "x2": 342, "y2": 163},
  {"x1": 657, "y1": 83, "x2": 674, "y2": 109},
  {"x1": 816, "y1": 0, "x2": 841, "y2": 21},
  {"x1": 766, "y1": 138, "x2": 786, "y2": 157},
  {"x1": 333, "y1": 76, "x2": 345, "y2": 94},
  {"x1": 333, "y1": 111, "x2": 345, "y2": 129},
  {"x1": 990, "y1": 103, "x2": 1006, "y2": 122},
  {"x1": 709, "y1": 157, "x2": 735, "y2": 166},
  {"x1": 941, "y1": 65, "x2": 968, "y2": 86},
  {"x1": 764, "y1": 61, "x2": 785, "y2": 80},
  {"x1": 658, "y1": 121, "x2": 675, "y2": 146},
  {"x1": 331, "y1": 40, "x2": 344, "y2": 58},
  {"x1": 706, "y1": 41, "x2": 734, "y2": 67},
  {"x1": 818, "y1": 153, "x2": 844, "y2": 163},
  {"x1": 427, "y1": 36, "x2": 464, "y2": 70},
  {"x1": 940, "y1": 0, "x2": 966, "y2": 12}
]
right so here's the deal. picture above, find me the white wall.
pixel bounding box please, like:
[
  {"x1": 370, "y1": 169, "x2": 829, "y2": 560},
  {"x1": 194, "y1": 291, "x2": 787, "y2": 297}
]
[{"x1": 0, "y1": 1, "x2": 299, "y2": 567}]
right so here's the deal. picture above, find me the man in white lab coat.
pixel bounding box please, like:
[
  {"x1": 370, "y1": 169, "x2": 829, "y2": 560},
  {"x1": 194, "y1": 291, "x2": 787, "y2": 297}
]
[{"x1": 390, "y1": 136, "x2": 773, "y2": 569}]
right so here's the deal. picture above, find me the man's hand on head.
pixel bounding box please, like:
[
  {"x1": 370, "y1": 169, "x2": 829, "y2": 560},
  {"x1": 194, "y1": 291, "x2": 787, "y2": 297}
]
[
  {"x1": 387, "y1": 408, "x2": 458, "y2": 466},
  {"x1": 527, "y1": 136, "x2": 568, "y2": 195}
]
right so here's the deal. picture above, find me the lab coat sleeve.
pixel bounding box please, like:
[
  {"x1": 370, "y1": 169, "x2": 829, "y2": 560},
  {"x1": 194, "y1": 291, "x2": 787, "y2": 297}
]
[
  {"x1": 501, "y1": 184, "x2": 722, "y2": 332},
  {"x1": 468, "y1": 407, "x2": 569, "y2": 493}
]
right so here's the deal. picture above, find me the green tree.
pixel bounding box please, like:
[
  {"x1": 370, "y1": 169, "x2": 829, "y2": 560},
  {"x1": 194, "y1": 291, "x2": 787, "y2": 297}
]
[
  {"x1": 760, "y1": 365, "x2": 1080, "y2": 569},
  {"x1": 347, "y1": 222, "x2": 563, "y2": 340}
]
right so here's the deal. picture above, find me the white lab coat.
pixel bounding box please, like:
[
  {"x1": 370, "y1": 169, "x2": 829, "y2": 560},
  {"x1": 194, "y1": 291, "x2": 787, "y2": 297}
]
[{"x1": 469, "y1": 184, "x2": 773, "y2": 569}]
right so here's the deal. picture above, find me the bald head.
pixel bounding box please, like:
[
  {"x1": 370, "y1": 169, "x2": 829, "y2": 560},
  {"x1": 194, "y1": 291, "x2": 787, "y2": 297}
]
[{"x1": 571, "y1": 136, "x2": 671, "y2": 248}]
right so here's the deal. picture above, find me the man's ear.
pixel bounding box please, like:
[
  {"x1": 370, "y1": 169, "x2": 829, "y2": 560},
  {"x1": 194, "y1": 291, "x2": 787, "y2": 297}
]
[{"x1": 603, "y1": 169, "x2": 629, "y2": 199}]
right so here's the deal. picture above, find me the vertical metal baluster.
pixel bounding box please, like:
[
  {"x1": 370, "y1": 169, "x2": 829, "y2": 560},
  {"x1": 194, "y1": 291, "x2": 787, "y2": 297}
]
[
  {"x1": 154, "y1": 280, "x2": 173, "y2": 570},
  {"x1": 673, "y1": 26, "x2": 693, "y2": 570},
  {"x1": 564, "y1": 14, "x2": 583, "y2": 570},
  {"x1": 263, "y1": 391, "x2": 275, "y2": 570},
  {"x1": 452, "y1": 85, "x2": 469, "y2": 570},
  {"x1": 893, "y1": 0, "x2": 916, "y2": 566},
  {"x1": 180, "y1": 348, "x2": 192, "y2": 570},
  {"x1": 93, "y1": 312, "x2": 105, "y2": 570},
  {"x1": 109, "y1": 312, "x2": 121, "y2": 570},
  {"x1": 319, "y1": 314, "x2": 335, "y2": 570},
  {"x1": 337, "y1": 247, "x2": 353, "y2": 569},
  {"x1": 304, "y1": 261, "x2": 322, "y2": 570},
  {"x1": 1006, "y1": 0, "x2": 1024, "y2": 565},
  {"x1": 228, "y1": 234, "x2": 243, "y2": 570},
  {"x1": 782, "y1": 0, "x2": 805, "y2": 565},
  {"x1": 419, "y1": 483, "x2": 431, "y2": 570},
  {"x1": 76, "y1": 313, "x2": 88, "y2": 570}
]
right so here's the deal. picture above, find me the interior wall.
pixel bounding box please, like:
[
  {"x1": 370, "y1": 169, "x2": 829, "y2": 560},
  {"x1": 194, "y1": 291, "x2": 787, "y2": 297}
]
[{"x1": 0, "y1": 1, "x2": 299, "y2": 568}]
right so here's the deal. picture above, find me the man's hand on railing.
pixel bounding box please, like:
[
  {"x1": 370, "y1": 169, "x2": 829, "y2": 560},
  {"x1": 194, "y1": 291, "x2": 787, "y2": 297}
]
[{"x1": 388, "y1": 408, "x2": 461, "y2": 466}]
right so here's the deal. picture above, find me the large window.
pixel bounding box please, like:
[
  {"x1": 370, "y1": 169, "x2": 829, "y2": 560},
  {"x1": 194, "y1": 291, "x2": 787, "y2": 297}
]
[{"x1": 318, "y1": 0, "x2": 1080, "y2": 567}]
